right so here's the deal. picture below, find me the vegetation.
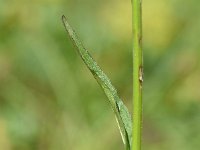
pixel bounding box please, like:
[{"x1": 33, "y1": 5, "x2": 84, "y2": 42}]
[
  {"x1": 62, "y1": 0, "x2": 143, "y2": 150},
  {"x1": 0, "y1": 0, "x2": 200, "y2": 150},
  {"x1": 132, "y1": 0, "x2": 143, "y2": 149},
  {"x1": 62, "y1": 15, "x2": 132, "y2": 150}
]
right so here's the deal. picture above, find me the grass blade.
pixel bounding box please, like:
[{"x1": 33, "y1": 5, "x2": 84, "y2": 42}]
[{"x1": 62, "y1": 15, "x2": 132, "y2": 150}]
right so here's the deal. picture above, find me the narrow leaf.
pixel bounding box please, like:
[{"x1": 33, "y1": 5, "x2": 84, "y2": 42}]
[{"x1": 62, "y1": 15, "x2": 132, "y2": 150}]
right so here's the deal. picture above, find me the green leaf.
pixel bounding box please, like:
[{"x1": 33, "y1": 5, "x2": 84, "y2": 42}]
[{"x1": 62, "y1": 15, "x2": 132, "y2": 150}]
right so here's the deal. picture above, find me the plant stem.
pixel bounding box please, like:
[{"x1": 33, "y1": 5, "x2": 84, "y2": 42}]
[{"x1": 132, "y1": 0, "x2": 143, "y2": 149}]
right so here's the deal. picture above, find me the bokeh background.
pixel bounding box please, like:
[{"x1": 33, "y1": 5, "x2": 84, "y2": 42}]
[{"x1": 0, "y1": 0, "x2": 200, "y2": 149}]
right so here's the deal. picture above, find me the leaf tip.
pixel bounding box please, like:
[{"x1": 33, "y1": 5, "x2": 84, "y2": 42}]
[
  {"x1": 61, "y1": 15, "x2": 67, "y2": 28},
  {"x1": 61, "y1": 15, "x2": 66, "y2": 21}
]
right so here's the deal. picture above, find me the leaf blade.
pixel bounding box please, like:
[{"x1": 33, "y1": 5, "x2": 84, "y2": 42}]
[{"x1": 62, "y1": 15, "x2": 132, "y2": 149}]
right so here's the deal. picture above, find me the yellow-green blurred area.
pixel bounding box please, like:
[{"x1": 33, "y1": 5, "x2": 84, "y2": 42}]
[{"x1": 0, "y1": 0, "x2": 200, "y2": 149}]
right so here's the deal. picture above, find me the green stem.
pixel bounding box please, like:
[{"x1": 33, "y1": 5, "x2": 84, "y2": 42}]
[{"x1": 132, "y1": 0, "x2": 143, "y2": 150}]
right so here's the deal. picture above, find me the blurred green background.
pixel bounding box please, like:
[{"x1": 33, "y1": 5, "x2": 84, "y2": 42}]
[{"x1": 0, "y1": 0, "x2": 200, "y2": 149}]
